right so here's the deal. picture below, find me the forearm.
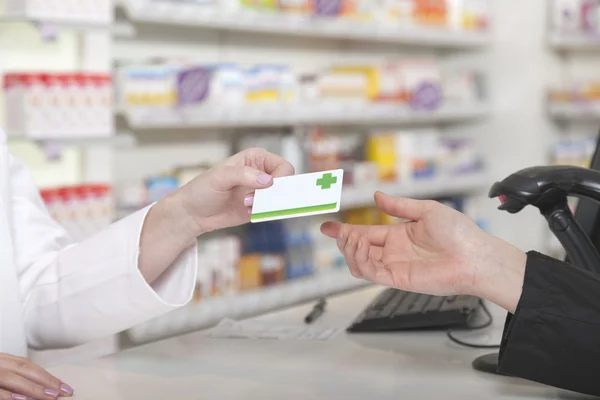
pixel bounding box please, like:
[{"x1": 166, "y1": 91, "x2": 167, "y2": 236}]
[
  {"x1": 471, "y1": 233, "x2": 527, "y2": 314},
  {"x1": 138, "y1": 194, "x2": 199, "y2": 285},
  {"x1": 22, "y1": 206, "x2": 196, "y2": 349}
]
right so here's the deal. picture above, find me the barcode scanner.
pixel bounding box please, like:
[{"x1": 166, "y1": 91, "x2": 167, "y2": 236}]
[
  {"x1": 489, "y1": 166, "x2": 600, "y2": 274},
  {"x1": 473, "y1": 165, "x2": 600, "y2": 376}
]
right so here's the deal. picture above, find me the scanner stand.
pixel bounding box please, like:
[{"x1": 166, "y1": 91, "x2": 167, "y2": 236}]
[{"x1": 473, "y1": 166, "x2": 600, "y2": 375}]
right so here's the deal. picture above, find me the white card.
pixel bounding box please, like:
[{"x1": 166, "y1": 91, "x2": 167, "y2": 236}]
[{"x1": 251, "y1": 169, "x2": 344, "y2": 223}]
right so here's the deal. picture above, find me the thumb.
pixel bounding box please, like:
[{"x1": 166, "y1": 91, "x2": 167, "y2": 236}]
[
  {"x1": 375, "y1": 192, "x2": 431, "y2": 221},
  {"x1": 212, "y1": 166, "x2": 273, "y2": 191}
]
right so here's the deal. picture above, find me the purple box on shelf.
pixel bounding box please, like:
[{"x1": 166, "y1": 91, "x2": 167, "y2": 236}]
[
  {"x1": 176, "y1": 66, "x2": 213, "y2": 107},
  {"x1": 313, "y1": 0, "x2": 343, "y2": 17},
  {"x1": 409, "y1": 82, "x2": 443, "y2": 111}
]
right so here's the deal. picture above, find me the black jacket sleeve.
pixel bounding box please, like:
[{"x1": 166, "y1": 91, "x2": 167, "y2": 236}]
[{"x1": 498, "y1": 251, "x2": 600, "y2": 396}]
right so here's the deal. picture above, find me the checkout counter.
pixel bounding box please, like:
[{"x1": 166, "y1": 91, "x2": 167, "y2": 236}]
[{"x1": 47, "y1": 286, "x2": 594, "y2": 399}]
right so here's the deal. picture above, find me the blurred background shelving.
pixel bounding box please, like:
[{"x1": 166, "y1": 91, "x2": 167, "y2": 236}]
[
  {"x1": 117, "y1": 103, "x2": 489, "y2": 130},
  {"x1": 115, "y1": 0, "x2": 489, "y2": 48},
  {"x1": 1, "y1": 0, "x2": 585, "y2": 365}
]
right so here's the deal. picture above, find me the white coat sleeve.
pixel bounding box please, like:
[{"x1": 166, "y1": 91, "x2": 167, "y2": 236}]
[{"x1": 9, "y1": 154, "x2": 197, "y2": 350}]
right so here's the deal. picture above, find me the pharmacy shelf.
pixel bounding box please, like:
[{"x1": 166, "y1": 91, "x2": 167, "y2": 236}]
[
  {"x1": 0, "y1": 16, "x2": 111, "y2": 31},
  {"x1": 119, "y1": 103, "x2": 489, "y2": 131},
  {"x1": 119, "y1": 4, "x2": 489, "y2": 49},
  {"x1": 126, "y1": 269, "x2": 369, "y2": 344},
  {"x1": 549, "y1": 33, "x2": 600, "y2": 51},
  {"x1": 7, "y1": 134, "x2": 137, "y2": 148},
  {"x1": 341, "y1": 172, "x2": 489, "y2": 210},
  {"x1": 548, "y1": 103, "x2": 600, "y2": 122}
]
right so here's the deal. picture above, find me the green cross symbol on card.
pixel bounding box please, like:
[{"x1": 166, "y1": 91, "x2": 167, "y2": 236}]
[{"x1": 316, "y1": 173, "x2": 338, "y2": 190}]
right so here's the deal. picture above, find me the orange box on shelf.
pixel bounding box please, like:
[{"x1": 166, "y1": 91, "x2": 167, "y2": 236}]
[
  {"x1": 582, "y1": 83, "x2": 600, "y2": 101},
  {"x1": 238, "y1": 254, "x2": 263, "y2": 291},
  {"x1": 413, "y1": 0, "x2": 448, "y2": 26}
]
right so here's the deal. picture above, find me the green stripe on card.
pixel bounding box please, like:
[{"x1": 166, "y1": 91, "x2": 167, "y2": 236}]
[{"x1": 251, "y1": 202, "x2": 338, "y2": 221}]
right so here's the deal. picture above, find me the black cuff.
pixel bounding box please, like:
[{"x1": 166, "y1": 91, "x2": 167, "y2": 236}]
[{"x1": 498, "y1": 251, "x2": 600, "y2": 396}]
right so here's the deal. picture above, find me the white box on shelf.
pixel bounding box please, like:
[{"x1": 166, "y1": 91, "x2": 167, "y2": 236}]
[
  {"x1": 3, "y1": 72, "x2": 114, "y2": 139},
  {"x1": 3, "y1": 74, "x2": 26, "y2": 138}
]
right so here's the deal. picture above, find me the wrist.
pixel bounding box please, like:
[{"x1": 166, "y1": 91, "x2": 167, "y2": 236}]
[
  {"x1": 471, "y1": 233, "x2": 527, "y2": 313},
  {"x1": 155, "y1": 192, "x2": 202, "y2": 243}
]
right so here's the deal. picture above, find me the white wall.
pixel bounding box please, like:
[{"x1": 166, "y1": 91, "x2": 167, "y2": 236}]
[{"x1": 453, "y1": 0, "x2": 562, "y2": 252}]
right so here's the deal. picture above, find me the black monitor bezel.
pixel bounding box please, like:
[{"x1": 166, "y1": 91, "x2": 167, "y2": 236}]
[{"x1": 569, "y1": 135, "x2": 600, "y2": 261}]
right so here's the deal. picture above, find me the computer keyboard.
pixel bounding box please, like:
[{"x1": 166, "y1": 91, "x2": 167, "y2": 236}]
[{"x1": 347, "y1": 288, "x2": 482, "y2": 333}]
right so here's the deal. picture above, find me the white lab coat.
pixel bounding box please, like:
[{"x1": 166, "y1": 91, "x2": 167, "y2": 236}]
[{"x1": 0, "y1": 129, "x2": 197, "y2": 356}]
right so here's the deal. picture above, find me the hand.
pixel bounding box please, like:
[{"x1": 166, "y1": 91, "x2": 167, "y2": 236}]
[
  {"x1": 0, "y1": 353, "x2": 73, "y2": 399},
  {"x1": 138, "y1": 147, "x2": 294, "y2": 284},
  {"x1": 175, "y1": 147, "x2": 295, "y2": 235},
  {"x1": 321, "y1": 192, "x2": 527, "y2": 313}
]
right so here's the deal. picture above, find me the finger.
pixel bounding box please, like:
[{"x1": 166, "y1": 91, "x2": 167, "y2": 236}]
[
  {"x1": 355, "y1": 237, "x2": 396, "y2": 287},
  {"x1": 355, "y1": 237, "x2": 376, "y2": 280},
  {"x1": 320, "y1": 221, "x2": 341, "y2": 239},
  {"x1": 355, "y1": 236, "x2": 370, "y2": 275},
  {"x1": 343, "y1": 232, "x2": 362, "y2": 279},
  {"x1": 0, "y1": 356, "x2": 69, "y2": 397},
  {"x1": 212, "y1": 166, "x2": 273, "y2": 192},
  {"x1": 355, "y1": 236, "x2": 371, "y2": 267},
  {"x1": 264, "y1": 153, "x2": 295, "y2": 178},
  {"x1": 244, "y1": 194, "x2": 254, "y2": 207},
  {"x1": 247, "y1": 148, "x2": 295, "y2": 178},
  {"x1": 322, "y1": 221, "x2": 389, "y2": 247},
  {"x1": 0, "y1": 370, "x2": 60, "y2": 400},
  {"x1": 0, "y1": 388, "x2": 25, "y2": 400},
  {"x1": 336, "y1": 224, "x2": 350, "y2": 254},
  {"x1": 375, "y1": 192, "x2": 433, "y2": 221}
]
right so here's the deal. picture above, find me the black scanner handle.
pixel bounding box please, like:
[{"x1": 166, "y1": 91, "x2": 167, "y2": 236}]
[{"x1": 489, "y1": 166, "x2": 600, "y2": 274}]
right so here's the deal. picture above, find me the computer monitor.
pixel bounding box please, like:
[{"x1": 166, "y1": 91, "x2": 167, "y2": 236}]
[{"x1": 569, "y1": 134, "x2": 600, "y2": 264}]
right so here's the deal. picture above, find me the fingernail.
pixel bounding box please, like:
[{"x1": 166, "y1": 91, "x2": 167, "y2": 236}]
[
  {"x1": 244, "y1": 195, "x2": 254, "y2": 207},
  {"x1": 358, "y1": 240, "x2": 362, "y2": 249},
  {"x1": 61, "y1": 383, "x2": 74, "y2": 396},
  {"x1": 44, "y1": 388, "x2": 59, "y2": 398},
  {"x1": 257, "y1": 173, "x2": 272, "y2": 185},
  {"x1": 12, "y1": 394, "x2": 27, "y2": 400}
]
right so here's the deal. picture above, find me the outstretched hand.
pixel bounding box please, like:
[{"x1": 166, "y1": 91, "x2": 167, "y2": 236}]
[{"x1": 321, "y1": 192, "x2": 527, "y2": 312}]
